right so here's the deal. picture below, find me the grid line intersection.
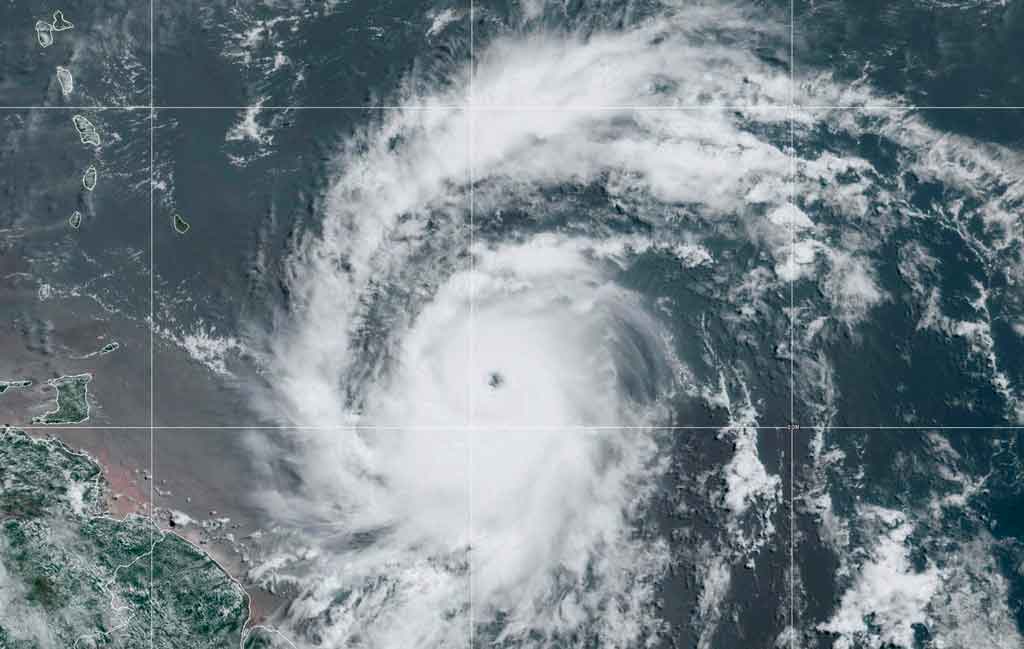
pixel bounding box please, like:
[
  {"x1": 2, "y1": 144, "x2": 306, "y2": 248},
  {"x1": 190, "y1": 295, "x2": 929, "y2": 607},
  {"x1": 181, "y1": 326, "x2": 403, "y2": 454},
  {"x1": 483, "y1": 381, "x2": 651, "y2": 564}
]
[{"x1": 17, "y1": 5, "x2": 1011, "y2": 647}]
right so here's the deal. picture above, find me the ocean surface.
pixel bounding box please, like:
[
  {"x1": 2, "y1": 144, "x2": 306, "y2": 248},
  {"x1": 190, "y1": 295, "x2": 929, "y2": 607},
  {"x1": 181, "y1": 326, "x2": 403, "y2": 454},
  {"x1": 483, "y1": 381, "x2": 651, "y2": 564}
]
[{"x1": 0, "y1": 1, "x2": 1022, "y2": 648}]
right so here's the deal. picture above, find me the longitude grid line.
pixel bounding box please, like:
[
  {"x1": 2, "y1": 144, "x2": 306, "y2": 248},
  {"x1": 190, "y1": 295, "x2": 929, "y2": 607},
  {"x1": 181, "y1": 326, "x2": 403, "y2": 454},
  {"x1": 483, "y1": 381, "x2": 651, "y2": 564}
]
[
  {"x1": 4, "y1": 9, "x2": 1016, "y2": 649},
  {"x1": 33, "y1": 11, "x2": 1007, "y2": 647},
  {"x1": 788, "y1": 0, "x2": 796, "y2": 646},
  {"x1": 148, "y1": 0, "x2": 155, "y2": 646},
  {"x1": 467, "y1": 1, "x2": 476, "y2": 649}
]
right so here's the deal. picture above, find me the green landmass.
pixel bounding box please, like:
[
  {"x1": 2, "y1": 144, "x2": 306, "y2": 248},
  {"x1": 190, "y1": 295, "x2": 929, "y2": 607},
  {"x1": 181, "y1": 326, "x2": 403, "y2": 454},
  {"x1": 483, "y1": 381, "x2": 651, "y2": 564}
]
[
  {"x1": 0, "y1": 428, "x2": 251, "y2": 648},
  {"x1": 50, "y1": 11, "x2": 73, "y2": 32},
  {"x1": 73, "y1": 342, "x2": 120, "y2": 360},
  {"x1": 172, "y1": 214, "x2": 190, "y2": 234},
  {"x1": 0, "y1": 380, "x2": 32, "y2": 395},
  {"x1": 31, "y1": 374, "x2": 91, "y2": 425},
  {"x1": 71, "y1": 115, "x2": 101, "y2": 147},
  {"x1": 56, "y1": 66, "x2": 73, "y2": 96},
  {"x1": 35, "y1": 20, "x2": 53, "y2": 48},
  {"x1": 34, "y1": 11, "x2": 72, "y2": 49},
  {"x1": 82, "y1": 165, "x2": 97, "y2": 192}
]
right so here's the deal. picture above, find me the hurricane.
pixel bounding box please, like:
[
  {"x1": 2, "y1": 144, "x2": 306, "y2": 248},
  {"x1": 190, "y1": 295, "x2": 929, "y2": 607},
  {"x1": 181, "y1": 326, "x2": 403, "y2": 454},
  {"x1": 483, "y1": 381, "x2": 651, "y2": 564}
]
[{"x1": 237, "y1": 1, "x2": 1024, "y2": 648}]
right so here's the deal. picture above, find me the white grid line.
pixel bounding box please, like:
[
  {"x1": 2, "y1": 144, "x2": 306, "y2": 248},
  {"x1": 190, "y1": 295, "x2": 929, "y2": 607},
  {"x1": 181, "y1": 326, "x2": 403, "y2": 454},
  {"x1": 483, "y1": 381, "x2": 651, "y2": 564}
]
[
  {"x1": 12, "y1": 6, "x2": 1018, "y2": 648},
  {"x1": 786, "y1": 0, "x2": 794, "y2": 642},
  {"x1": 148, "y1": 0, "x2": 155, "y2": 646},
  {"x1": 3, "y1": 104, "x2": 1024, "y2": 111},
  {"x1": 788, "y1": 0, "x2": 796, "y2": 644},
  {"x1": 15, "y1": 424, "x2": 1020, "y2": 430},
  {"x1": 468, "y1": 0, "x2": 476, "y2": 647}
]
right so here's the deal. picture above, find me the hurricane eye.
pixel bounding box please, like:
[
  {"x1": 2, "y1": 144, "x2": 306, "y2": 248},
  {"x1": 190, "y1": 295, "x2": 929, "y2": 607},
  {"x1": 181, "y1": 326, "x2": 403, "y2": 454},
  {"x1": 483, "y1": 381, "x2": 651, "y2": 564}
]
[{"x1": 487, "y1": 371, "x2": 505, "y2": 389}]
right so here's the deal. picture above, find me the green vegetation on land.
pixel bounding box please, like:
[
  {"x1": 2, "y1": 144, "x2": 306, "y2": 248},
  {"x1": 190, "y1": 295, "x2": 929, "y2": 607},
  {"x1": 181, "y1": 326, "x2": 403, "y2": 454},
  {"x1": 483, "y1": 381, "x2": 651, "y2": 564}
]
[
  {"x1": 0, "y1": 380, "x2": 32, "y2": 395},
  {"x1": 0, "y1": 428, "x2": 251, "y2": 648},
  {"x1": 50, "y1": 11, "x2": 73, "y2": 32},
  {"x1": 56, "y1": 66, "x2": 73, "y2": 95},
  {"x1": 172, "y1": 213, "x2": 190, "y2": 234},
  {"x1": 35, "y1": 21, "x2": 53, "y2": 48},
  {"x1": 71, "y1": 115, "x2": 101, "y2": 147},
  {"x1": 35, "y1": 11, "x2": 72, "y2": 49},
  {"x1": 82, "y1": 165, "x2": 97, "y2": 191},
  {"x1": 31, "y1": 374, "x2": 91, "y2": 424}
]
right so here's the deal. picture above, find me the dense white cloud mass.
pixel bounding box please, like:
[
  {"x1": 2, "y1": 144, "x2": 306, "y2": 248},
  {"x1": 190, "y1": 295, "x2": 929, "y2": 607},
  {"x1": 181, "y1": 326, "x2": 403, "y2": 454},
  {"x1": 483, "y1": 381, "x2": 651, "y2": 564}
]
[
  {"x1": 260, "y1": 4, "x2": 798, "y2": 430},
  {"x1": 804, "y1": 432, "x2": 1024, "y2": 649},
  {"x1": 818, "y1": 507, "x2": 941, "y2": 649},
  {"x1": 248, "y1": 427, "x2": 669, "y2": 649},
  {"x1": 245, "y1": 4, "x2": 795, "y2": 647},
  {"x1": 238, "y1": 1, "x2": 1024, "y2": 648}
]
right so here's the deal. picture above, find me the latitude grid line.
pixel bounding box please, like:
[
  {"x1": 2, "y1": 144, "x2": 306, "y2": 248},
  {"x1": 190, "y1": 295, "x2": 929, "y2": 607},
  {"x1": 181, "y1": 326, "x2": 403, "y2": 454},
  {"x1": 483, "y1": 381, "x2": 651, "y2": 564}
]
[
  {"x1": 17, "y1": 424, "x2": 1019, "y2": 430},
  {"x1": 4, "y1": 104, "x2": 1024, "y2": 110},
  {"x1": 9, "y1": 6, "x2": 1016, "y2": 649}
]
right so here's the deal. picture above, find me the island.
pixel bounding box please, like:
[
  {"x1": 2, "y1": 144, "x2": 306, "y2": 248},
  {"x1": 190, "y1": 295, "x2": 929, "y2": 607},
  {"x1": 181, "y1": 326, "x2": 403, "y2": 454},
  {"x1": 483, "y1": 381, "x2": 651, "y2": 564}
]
[
  {"x1": 56, "y1": 66, "x2": 73, "y2": 95},
  {"x1": 35, "y1": 11, "x2": 72, "y2": 48},
  {"x1": 31, "y1": 374, "x2": 92, "y2": 425},
  {"x1": 72, "y1": 115, "x2": 101, "y2": 147},
  {"x1": 82, "y1": 164, "x2": 98, "y2": 191},
  {"x1": 50, "y1": 11, "x2": 74, "y2": 32},
  {"x1": 0, "y1": 379, "x2": 32, "y2": 394},
  {"x1": 35, "y1": 20, "x2": 53, "y2": 48},
  {"x1": 172, "y1": 213, "x2": 191, "y2": 234}
]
